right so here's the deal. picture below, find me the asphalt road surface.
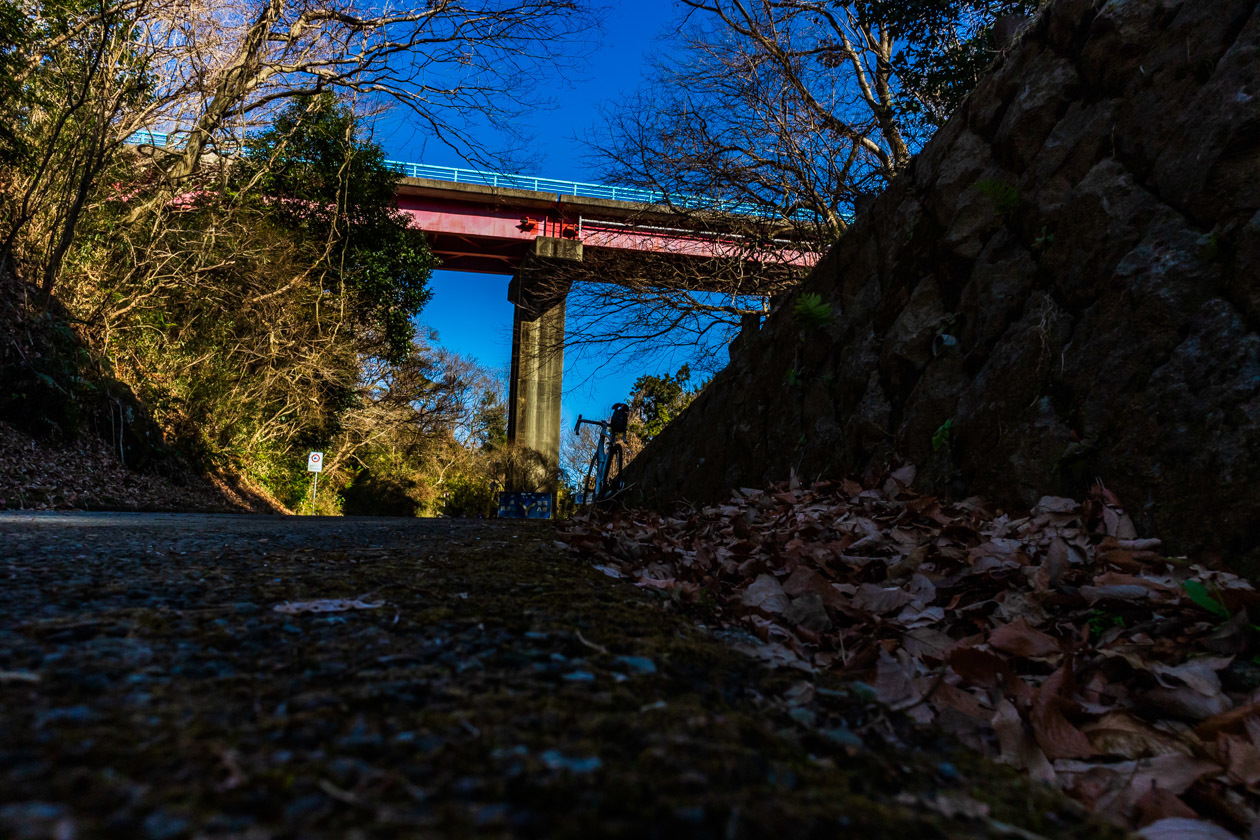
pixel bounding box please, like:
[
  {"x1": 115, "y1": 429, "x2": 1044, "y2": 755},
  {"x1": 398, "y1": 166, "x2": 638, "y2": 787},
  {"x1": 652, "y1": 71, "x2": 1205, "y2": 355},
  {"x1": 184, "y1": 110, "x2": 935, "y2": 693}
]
[{"x1": 0, "y1": 512, "x2": 1114, "y2": 839}]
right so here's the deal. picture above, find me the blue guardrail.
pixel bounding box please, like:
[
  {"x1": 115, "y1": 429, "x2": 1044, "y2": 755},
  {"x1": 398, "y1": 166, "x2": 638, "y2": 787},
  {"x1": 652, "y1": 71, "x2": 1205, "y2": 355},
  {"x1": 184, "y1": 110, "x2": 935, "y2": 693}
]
[{"x1": 126, "y1": 130, "x2": 767, "y2": 214}]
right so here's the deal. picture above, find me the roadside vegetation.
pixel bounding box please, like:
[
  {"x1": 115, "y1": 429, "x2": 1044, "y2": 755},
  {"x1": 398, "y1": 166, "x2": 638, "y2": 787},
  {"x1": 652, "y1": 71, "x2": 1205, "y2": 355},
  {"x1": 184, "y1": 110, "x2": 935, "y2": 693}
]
[{"x1": 0, "y1": 0, "x2": 589, "y2": 515}]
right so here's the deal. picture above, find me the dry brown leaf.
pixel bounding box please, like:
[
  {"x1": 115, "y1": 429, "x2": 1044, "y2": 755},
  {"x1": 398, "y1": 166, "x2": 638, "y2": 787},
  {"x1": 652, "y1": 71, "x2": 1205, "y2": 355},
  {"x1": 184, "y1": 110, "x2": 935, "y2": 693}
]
[
  {"x1": 992, "y1": 697, "x2": 1056, "y2": 783},
  {"x1": 741, "y1": 574, "x2": 789, "y2": 614},
  {"x1": 732, "y1": 640, "x2": 815, "y2": 672},
  {"x1": 852, "y1": 583, "x2": 914, "y2": 615},
  {"x1": 1033, "y1": 496, "x2": 1079, "y2": 516},
  {"x1": 902, "y1": 627, "x2": 954, "y2": 662},
  {"x1": 873, "y1": 650, "x2": 920, "y2": 708},
  {"x1": 1219, "y1": 733, "x2": 1260, "y2": 786},
  {"x1": 915, "y1": 791, "x2": 991, "y2": 820},
  {"x1": 782, "y1": 566, "x2": 829, "y2": 598},
  {"x1": 1103, "y1": 505, "x2": 1139, "y2": 539},
  {"x1": 1133, "y1": 789, "x2": 1201, "y2": 828},
  {"x1": 1083, "y1": 712, "x2": 1193, "y2": 759},
  {"x1": 1136, "y1": 818, "x2": 1239, "y2": 840},
  {"x1": 273, "y1": 598, "x2": 384, "y2": 614},
  {"x1": 989, "y1": 618, "x2": 1061, "y2": 659},
  {"x1": 931, "y1": 681, "x2": 991, "y2": 720},
  {"x1": 1080, "y1": 584, "x2": 1151, "y2": 603},
  {"x1": 1143, "y1": 685, "x2": 1234, "y2": 722},
  {"x1": 1031, "y1": 667, "x2": 1095, "y2": 760},
  {"x1": 562, "y1": 474, "x2": 1260, "y2": 838},
  {"x1": 1197, "y1": 705, "x2": 1260, "y2": 742},
  {"x1": 1150, "y1": 657, "x2": 1232, "y2": 696},
  {"x1": 948, "y1": 645, "x2": 1008, "y2": 687},
  {"x1": 1035, "y1": 537, "x2": 1071, "y2": 592},
  {"x1": 1093, "y1": 571, "x2": 1177, "y2": 595}
]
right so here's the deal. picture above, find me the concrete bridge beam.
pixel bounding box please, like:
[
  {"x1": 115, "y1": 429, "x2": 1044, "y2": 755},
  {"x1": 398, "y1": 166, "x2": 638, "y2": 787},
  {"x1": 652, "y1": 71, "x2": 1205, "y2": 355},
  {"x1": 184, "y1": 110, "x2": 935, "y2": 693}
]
[{"x1": 505, "y1": 237, "x2": 580, "y2": 492}]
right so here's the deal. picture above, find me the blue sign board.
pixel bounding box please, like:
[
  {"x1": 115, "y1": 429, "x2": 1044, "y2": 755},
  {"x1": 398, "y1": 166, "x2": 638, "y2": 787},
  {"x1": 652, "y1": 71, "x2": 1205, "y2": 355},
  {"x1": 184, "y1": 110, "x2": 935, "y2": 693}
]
[{"x1": 497, "y1": 492, "x2": 553, "y2": 519}]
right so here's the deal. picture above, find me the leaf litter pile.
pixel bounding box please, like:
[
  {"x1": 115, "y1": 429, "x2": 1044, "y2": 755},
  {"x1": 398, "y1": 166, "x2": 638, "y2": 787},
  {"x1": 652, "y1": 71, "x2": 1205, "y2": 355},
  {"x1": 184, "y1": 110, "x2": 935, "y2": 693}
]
[{"x1": 561, "y1": 468, "x2": 1260, "y2": 839}]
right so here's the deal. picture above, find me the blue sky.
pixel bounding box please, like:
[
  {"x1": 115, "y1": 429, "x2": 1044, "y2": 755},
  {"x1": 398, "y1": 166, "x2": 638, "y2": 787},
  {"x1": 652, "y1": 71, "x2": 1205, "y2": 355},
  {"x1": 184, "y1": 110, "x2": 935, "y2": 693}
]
[{"x1": 372, "y1": 1, "x2": 686, "y2": 429}]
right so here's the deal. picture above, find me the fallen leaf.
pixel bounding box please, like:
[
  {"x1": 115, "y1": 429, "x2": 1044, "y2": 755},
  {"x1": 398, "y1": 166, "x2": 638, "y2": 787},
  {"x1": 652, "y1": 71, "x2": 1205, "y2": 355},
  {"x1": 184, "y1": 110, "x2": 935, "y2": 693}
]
[
  {"x1": 1142, "y1": 685, "x2": 1233, "y2": 722},
  {"x1": 852, "y1": 583, "x2": 914, "y2": 615},
  {"x1": 1196, "y1": 703, "x2": 1260, "y2": 741},
  {"x1": 1031, "y1": 667, "x2": 1095, "y2": 760},
  {"x1": 741, "y1": 574, "x2": 790, "y2": 614},
  {"x1": 1033, "y1": 496, "x2": 1079, "y2": 516},
  {"x1": 992, "y1": 697, "x2": 1056, "y2": 784},
  {"x1": 948, "y1": 645, "x2": 1008, "y2": 687},
  {"x1": 989, "y1": 618, "x2": 1061, "y2": 658},
  {"x1": 274, "y1": 598, "x2": 384, "y2": 614},
  {"x1": 1218, "y1": 733, "x2": 1260, "y2": 786},
  {"x1": 1080, "y1": 584, "x2": 1151, "y2": 603},
  {"x1": 1035, "y1": 537, "x2": 1070, "y2": 591},
  {"x1": 0, "y1": 670, "x2": 41, "y2": 683},
  {"x1": 1136, "y1": 818, "x2": 1239, "y2": 840},
  {"x1": 1150, "y1": 657, "x2": 1232, "y2": 697},
  {"x1": 1082, "y1": 712, "x2": 1191, "y2": 759},
  {"x1": 1134, "y1": 786, "x2": 1199, "y2": 826},
  {"x1": 783, "y1": 594, "x2": 833, "y2": 632},
  {"x1": 873, "y1": 650, "x2": 920, "y2": 708}
]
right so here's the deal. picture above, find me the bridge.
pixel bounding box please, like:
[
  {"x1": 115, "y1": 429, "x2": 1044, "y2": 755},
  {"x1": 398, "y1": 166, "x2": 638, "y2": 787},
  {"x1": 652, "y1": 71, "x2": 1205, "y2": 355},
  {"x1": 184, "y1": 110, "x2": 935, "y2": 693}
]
[
  {"x1": 130, "y1": 134, "x2": 814, "y2": 490},
  {"x1": 389, "y1": 163, "x2": 815, "y2": 493}
]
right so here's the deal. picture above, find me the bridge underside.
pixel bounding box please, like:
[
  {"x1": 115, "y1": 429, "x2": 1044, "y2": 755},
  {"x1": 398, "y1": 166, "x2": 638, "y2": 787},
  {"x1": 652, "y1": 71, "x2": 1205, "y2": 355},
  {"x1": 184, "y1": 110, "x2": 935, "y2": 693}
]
[{"x1": 396, "y1": 177, "x2": 815, "y2": 495}]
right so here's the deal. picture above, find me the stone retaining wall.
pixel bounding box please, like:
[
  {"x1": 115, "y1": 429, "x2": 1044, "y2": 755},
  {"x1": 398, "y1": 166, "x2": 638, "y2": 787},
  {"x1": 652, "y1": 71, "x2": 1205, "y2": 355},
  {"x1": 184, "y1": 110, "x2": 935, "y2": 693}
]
[{"x1": 621, "y1": 0, "x2": 1260, "y2": 570}]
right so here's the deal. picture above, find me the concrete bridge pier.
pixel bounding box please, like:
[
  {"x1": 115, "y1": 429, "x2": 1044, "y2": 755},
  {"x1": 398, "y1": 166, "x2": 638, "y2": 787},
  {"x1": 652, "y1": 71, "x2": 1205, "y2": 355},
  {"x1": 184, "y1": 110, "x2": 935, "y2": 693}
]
[{"x1": 505, "y1": 237, "x2": 581, "y2": 492}]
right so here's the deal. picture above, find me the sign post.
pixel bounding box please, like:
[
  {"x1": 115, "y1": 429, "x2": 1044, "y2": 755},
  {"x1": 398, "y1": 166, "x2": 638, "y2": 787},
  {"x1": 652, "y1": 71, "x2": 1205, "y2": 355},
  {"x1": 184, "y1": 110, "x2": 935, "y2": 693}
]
[{"x1": 306, "y1": 451, "x2": 323, "y2": 513}]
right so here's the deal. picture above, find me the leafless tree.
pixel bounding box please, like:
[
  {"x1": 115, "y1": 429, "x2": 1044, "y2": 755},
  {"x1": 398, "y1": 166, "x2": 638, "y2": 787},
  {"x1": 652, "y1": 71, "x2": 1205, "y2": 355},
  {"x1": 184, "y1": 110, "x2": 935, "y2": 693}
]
[
  {"x1": 571, "y1": 0, "x2": 1036, "y2": 374},
  {"x1": 589, "y1": 0, "x2": 917, "y2": 242},
  {"x1": 2, "y1": 0, "x2": 597, "y2": 292},
  {"x1": 555, "y1": 248, "x2": 801, "y2": 379}
]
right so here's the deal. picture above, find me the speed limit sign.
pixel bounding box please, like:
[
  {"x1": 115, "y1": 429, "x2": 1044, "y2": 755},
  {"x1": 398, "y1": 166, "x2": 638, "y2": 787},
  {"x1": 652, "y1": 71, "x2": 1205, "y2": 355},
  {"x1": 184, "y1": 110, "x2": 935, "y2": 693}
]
[{"x1": 306, "y1": 451, "x2": 324, "y2": 472}]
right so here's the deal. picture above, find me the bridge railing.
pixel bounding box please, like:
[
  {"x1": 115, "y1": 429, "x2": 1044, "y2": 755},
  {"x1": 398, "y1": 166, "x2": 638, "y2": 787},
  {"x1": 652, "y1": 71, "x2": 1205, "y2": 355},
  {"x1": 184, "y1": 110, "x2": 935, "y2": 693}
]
[
  {"x1": 125, "y1": 131, "x2": 793, "y2": 218},
  {"x1": 129, "y1": 130, "x2": 175, "y2": 147},
  {"x1": 384, "y1": 160, "x2": 668, "y2": 205}
]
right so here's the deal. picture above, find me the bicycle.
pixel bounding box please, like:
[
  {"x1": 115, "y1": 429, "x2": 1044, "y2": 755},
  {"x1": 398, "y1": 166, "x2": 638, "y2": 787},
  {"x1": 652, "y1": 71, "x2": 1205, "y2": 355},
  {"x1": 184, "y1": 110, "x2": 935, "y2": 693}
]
[{"x1": 573, "y1": 403, "x2": 630, "y2": 504}]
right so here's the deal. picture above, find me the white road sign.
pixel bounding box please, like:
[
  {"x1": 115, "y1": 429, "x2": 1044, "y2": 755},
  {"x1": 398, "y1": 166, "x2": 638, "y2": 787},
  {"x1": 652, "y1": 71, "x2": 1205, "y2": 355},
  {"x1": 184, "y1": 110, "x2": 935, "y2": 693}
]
[{"x1": 306, "y1": 451, "x2": 324, "y2": 472}]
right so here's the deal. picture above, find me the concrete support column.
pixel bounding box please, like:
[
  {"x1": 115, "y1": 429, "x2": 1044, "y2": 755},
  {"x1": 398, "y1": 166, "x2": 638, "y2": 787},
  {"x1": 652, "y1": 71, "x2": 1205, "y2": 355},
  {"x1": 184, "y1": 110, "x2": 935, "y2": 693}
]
[{"x1": 505, "y1": 237, "x2": 581, "y2": 492}]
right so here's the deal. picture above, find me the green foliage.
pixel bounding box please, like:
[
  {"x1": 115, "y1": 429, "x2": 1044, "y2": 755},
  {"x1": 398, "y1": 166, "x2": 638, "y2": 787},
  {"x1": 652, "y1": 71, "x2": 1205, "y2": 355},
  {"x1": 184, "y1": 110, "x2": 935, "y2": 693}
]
[
  {"x1": 628, "y1": 365, "x2": 699, "y2": 443},
  {"x1": 792, "y1": 292, "x2": 835, "y2": 332},
  {"x1": 1182, "y1": 580, "x2": 1231, "y2": 619},
  {"x1": 785, "y1": 367, "x2": 802, "y2": 387},
  {"x1": 441, "y1": 471, "x2": 499, "y2": 518},
  {"x1": 52, "y1": 94, "x2": 452, "y2": 509},
  {"x1": 931, "y1": 419, "x2": 953, "y2": 453},
  {"x1": 236, "y1": 94, "x2": 436, "y2": 364},
  {"x1": 975, "y1": 178, "x2": 1020, "y2": 215},
  {"x1": 0, "y1": 0, "x2": 30, "y2": 164},
  {"x1": 342, "y1": 467, "x2": 421, "y2": 517},
  {"x1": 472, "y1": 391, "x2": 509, "y2": 451},
  {"x1": 1087, "y1": 609, "x2": 1126, "y2": 636},
  {"x1": 867, "y1": 0, "x2": 1045, "y2": 141}
]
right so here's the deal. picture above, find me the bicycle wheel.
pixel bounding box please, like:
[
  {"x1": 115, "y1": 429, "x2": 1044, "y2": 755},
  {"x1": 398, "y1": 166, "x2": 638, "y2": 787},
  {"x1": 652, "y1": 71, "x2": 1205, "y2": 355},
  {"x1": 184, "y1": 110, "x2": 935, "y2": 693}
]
[
  {"x1": 581, "y1": 451, "x2": 600, "y2": 505},
  {"x1": 598, "y1": 442, "x2": 624, "y2": 500}
]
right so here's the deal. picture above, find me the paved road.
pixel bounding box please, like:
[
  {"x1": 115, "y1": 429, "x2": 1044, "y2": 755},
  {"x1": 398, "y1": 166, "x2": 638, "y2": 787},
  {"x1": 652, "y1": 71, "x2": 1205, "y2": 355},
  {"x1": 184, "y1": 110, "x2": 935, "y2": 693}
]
[
  {"x1": 0, "y1": 511, "x2": 474, "y2": 558},
  {"x1": 0, "y1": 512, "x2": 1113, "y2": 839}
]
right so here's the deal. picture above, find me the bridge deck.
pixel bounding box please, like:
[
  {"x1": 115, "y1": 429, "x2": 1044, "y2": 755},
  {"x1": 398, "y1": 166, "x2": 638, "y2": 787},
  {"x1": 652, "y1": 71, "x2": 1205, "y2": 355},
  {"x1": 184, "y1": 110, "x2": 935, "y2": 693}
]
[
  {"x1": 395, "y1": 177, "x2": 815, "y2": 275},
  {"x1": 126, "y1": 132, "x2": 816, "y2": 274}
]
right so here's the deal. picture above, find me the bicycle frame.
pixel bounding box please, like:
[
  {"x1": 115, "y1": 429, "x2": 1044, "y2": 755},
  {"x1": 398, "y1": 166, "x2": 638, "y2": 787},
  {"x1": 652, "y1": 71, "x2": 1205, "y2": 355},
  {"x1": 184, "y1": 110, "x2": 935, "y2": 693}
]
[{"x1": 573, "y1": 404, "x2": 629, "y2": 504}]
